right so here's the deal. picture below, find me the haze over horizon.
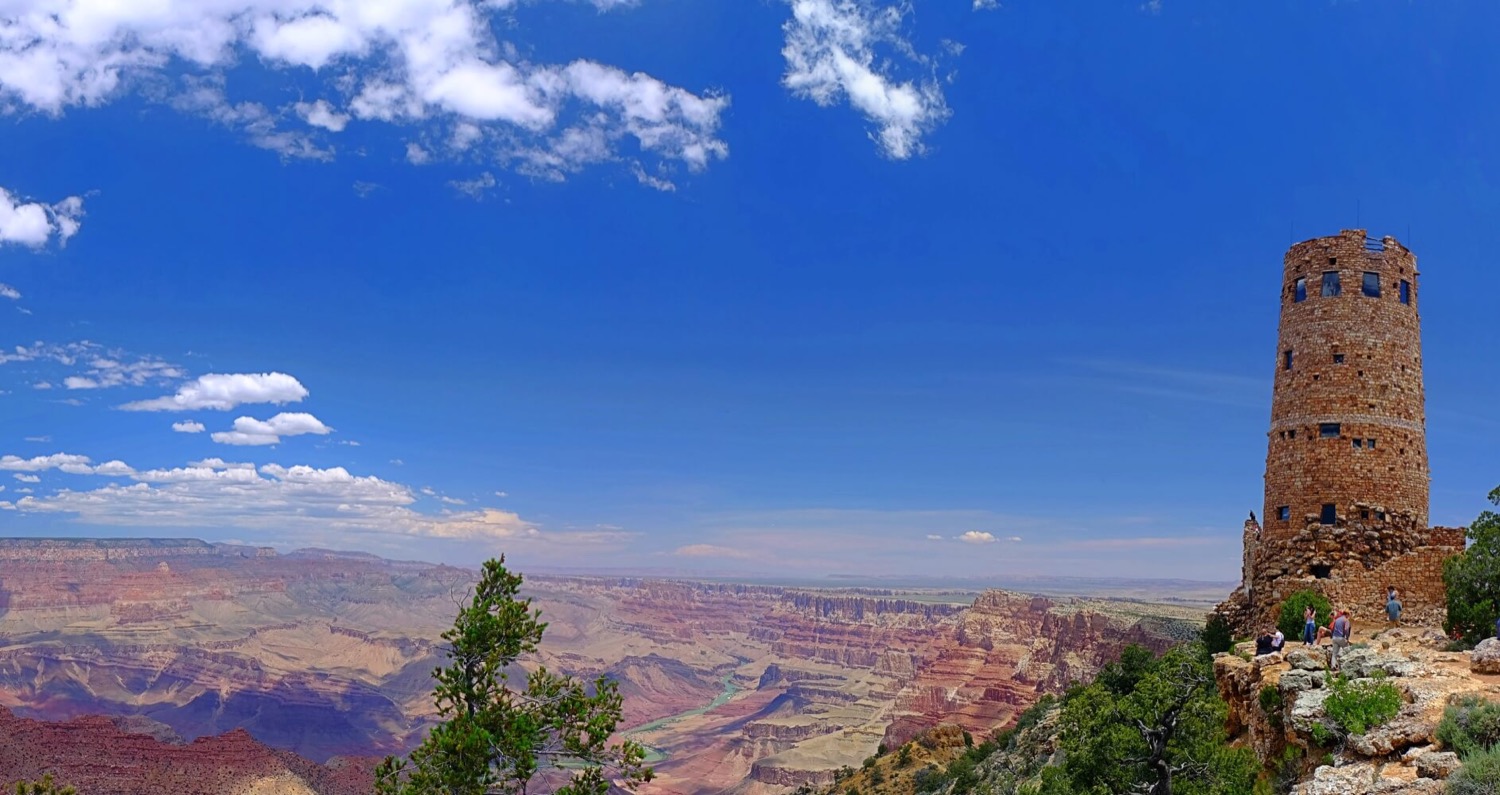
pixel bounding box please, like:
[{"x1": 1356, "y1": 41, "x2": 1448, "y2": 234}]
[{"x1": 1, "y1": 0, "x2": 1496, "y2": 581}]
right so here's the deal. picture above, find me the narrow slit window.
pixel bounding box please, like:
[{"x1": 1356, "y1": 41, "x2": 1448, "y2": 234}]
[
  {"x1": 1322, "y1": 271, "x2": 1341, "y2": 297},
  {"x1": 1320, "y1": 504, "x2": 1337, "y2": 525},
  {"x1": 1362, "y1": 271, "x2": 1381, "y2": 297},
  {"x1": 1400, "y1": 279, "x2": 1411, "y2": 304},
  {"x1": 1277, "y1": 506, "x2": 1290, "y2": 521},
  {"x1": 1353, "y1": 438, "x2": 1364, "y2": 449},
  {"x1": 1284, "y1": 350, "x2": 1293, "y2": 371},
  {"x1": 1294, "y1": 277, "x2": 1307, "y2": 303},
  {"x1": 1319, "y1": 423, "x2": 1341, "y2": 438}
]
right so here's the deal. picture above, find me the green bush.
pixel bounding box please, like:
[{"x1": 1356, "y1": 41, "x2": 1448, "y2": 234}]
[
  {"x1": 1201, "y1": 613, "x2": 1235, "y2": 655},
  {"x1": 1322, "y1": 674, "x2": 1402, "y2": 736},
  {"x1": 1438, "y1": 695, "x2": 1500, "y2": 759},
  {"x1": 13, "y1": 776, "x2": 77, "y2": 795},
  {"x1": 1277, "y1": 590, "x2": 1332, "y2": 643},
  {"x1": 1445, "y1": 487, "x2": 1500, "y2": 646},
  {"x1": 1446, "y1": 744, "x2": 1500, "y2": 795},
  {"x1": 1259, "y1": 684, "x2": 1285, "y2": 728}
]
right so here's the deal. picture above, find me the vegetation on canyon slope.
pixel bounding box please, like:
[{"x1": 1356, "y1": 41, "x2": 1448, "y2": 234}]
[{"x1": 374, "y1": 556, "x2": 653, "y2": 795}]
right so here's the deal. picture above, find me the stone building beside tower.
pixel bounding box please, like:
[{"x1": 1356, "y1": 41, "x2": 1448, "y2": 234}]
[{"x1": 1217, "y1": 229, "x2": 1464, "y2": 633}]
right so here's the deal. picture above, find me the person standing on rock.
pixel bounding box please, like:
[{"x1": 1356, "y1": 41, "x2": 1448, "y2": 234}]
[
  {"x1": 1303, "y1": 605, "x2": 1318, "y2": 646},
  {"x1": 1330, "y1": 610, "x2": 1352, "y2": 671}
]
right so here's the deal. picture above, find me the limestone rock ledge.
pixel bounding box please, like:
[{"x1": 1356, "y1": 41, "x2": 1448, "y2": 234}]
[{"x1": 1214, "y1": 626, "x2": 1500, "y2": 795}]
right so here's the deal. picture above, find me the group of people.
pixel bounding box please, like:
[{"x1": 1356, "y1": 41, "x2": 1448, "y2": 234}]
[{"x1": 1250, "y1": 586, "x2": 1405, "y2": 671}]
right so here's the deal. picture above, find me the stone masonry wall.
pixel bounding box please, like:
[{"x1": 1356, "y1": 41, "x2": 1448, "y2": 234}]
[{"x1": 1264, "y1": 229, "x2": 1428, "y2": 535}]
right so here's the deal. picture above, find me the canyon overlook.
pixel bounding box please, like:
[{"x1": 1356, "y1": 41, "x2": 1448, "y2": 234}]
[{"x1": 0, "y1": 538, "x2": 1204, "y2": 793}]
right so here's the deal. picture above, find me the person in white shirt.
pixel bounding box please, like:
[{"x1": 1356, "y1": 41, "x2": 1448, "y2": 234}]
[{"x1": 1271, "y1": 628, "x2": 1285, "y2": 652}]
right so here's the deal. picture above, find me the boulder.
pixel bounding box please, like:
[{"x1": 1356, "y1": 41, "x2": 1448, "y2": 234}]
[
  {"x1": 1289, "y1": 688, "x2": 1331, "y2": 732},
  {"x1": 1347, "y1": 715, "x2": 1433, "y2": 757},
  {"x1": 1340, "y1": 647, "x2": 1417, "y2": 679},
  {"x1": 1415, "y1": 751, "x2": 1460, "y2": 780},
  {"x1": 1470, "y1": 638, "x2": 1500, "y2": 675},
  {"x1": 1296, "y1": 762, "x2": 1443, "y2": 795},
  {"x1": 1279, "y1": 669, "x2": 1326, "y2": 695},
  {"x1": 1287, "y1": 646, "x2": 1329, "y2": 671}
]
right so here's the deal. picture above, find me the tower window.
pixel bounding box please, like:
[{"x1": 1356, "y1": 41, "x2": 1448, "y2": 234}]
[
  {"x1": 1360, "y1": 509, "x2": 1370, "y2": 520},
  {"x1": 1400, "y1": 280, "x2": 1411, "y2": 304},
  {"x1": 1277, "y1": 506, "x2": 1290, "y2": 521},
  {"x1": 1353, "y1": 439, "x2": 1364, "y2": 449},
  {"x1": 1311, "y1": 564, "x2": 1333, "y2": 579},
  {"x1": 1362, "y1": 272, "x2": 1382, "y2": 297},
  {"x1": 1333, "y1": 353, "x2": 1346, "y2": 364},
  {"x1": 1284, "y1": 350, "x2": 1293, "y2": 371},
  {"x1": 1288, "y1": 429, "x2": 1296, "y2": 439},
  {"x1": 1368, "y1": 439, "x2": 1377, "y2": 449},
  {"x1": 1319, "y1": 423, "x2": 1341, "y2": 438},
  {"x1": 1322, "y1": 271, "x2": 1341, "y2": 297},
  {"x1": 1294, "y1": 277, "x2": 1307, "y2": 303},
  {"x1": 1320, "y1": 504, "x2": 1337, "y2": 525}
]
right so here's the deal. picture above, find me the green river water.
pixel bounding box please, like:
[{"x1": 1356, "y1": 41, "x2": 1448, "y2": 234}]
[{"x1": 625, "y1": 673, "x2": 743, "y2": 764}]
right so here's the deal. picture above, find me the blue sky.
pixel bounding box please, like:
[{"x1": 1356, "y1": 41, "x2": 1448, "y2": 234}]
[{"x1": 0, "y1": 0, "x2": 1496, "y2": 581}]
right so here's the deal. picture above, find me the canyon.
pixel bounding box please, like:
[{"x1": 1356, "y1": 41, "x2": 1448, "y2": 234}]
[{"x1": 0, "y1": 538, "x2": 1208, "y2": 793}]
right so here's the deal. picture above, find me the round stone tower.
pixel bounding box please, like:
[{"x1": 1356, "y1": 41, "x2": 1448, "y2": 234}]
[{"x1": 1263, "y1": 229, "x2": 1429, "y2": 549}]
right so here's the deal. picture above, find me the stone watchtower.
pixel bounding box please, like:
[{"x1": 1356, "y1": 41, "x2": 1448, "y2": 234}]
[
  {"x1": 1218, "y1": 230, "x2": 1463, "y2": 632},
  {"x1": 1266, "y1": 230, "x2": 1428, "y2": 542}
]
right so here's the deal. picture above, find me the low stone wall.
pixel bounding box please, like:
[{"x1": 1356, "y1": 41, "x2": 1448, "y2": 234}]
[{"x1": 1216, "y1": 514, "x2": 1462, "y2": 634}]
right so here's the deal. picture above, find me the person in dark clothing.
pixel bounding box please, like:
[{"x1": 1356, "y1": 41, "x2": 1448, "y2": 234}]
[{"x1": 1254, "y1": 631, "x2": 1275, "y2": 656}]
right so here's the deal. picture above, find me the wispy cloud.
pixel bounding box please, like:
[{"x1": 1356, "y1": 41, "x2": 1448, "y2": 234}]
[
  {"x1": 1060, "y1": 359, "x2": 1268, "y2": 409},
  {"x1": 781, "y1": 0, "x2": 951, "y2": 159}
]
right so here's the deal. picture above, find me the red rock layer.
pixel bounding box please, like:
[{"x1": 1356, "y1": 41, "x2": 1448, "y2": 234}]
[{"x1": 0, "y1": 706, "x2": 376, "y2": 795}]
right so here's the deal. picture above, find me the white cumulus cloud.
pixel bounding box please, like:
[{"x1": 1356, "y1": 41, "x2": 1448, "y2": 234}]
[
  {"x1": 0, "y1": 0, "x2": 729, "y2": 184},
  {"x1": 781, "y1": 0, "x2": 950, "y2": 159},
  {"x1": 172, "y1": 420, "x2": 206, "y2": 433},
  {"x1": 0, "y1": 283, "x2": 19, "y2": 299},
  {"x1": 0, "y1": 187, "x2": 84, "y2": 247},
  {"x1": 957, "y1": 530, "x2": 996, "y2": 544},
  {"x1": 0, "y1": 453, "x2": 94, "y2": 473},
  {"x1": 295, "y1": 99, "x2": 350, "y2": 132},
  {"x1": 13, "y1": 473, "x2": 40, "y2": 483},
  {"x1": 13, "y1": 456, "x2": 556, "y2": 542},
  {"x1": 120, "y1": 372, "x2": 309, "y2": 412},
  {"x1": 210, "y1": 412, "x2": 332, "y2": 446}
]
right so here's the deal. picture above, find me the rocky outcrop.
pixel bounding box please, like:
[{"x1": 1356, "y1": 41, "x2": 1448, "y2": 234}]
[
  {"x1": 1214, "y1": 625, "x2": 1500, "y2": 795},
  {"x1": 0, "y1": 706, "x2": 375, "y2": 795}
]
